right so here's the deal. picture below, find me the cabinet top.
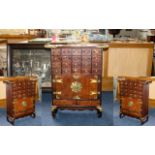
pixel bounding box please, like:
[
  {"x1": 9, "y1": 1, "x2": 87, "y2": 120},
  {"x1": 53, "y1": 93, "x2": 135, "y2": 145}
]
[
  {"x1": 7, "y1": 40, "x2": 154, "y2": 49},
  {"x1": 44, "y1": 43, "x2": 109, "y2": 49}
]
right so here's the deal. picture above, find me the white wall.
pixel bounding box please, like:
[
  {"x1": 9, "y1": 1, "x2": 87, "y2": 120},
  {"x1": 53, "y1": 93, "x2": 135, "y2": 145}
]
[{"x1": 0, "y1": 29, "x2": 28, "y2": 35}]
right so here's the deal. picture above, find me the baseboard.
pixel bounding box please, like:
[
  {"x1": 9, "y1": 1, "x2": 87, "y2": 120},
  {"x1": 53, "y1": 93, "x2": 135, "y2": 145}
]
[
  {"x1": 0, "y1": 99, "x2": 6, "y2": 108},
  {"x1": 149, "y1": 99, "x2": 155, "y2": 108},
  {"x1": 102, "y1": 77, "x2": 113, "y2": 91}
]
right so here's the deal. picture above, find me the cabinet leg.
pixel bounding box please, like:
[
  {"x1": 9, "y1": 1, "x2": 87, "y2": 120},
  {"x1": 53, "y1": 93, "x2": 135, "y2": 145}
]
[
  {"x1": 119, "y1": 113, "x2": 125, "y2": 119},
  {"x1": 51, "y1": 106, "x2": 58, "y2": 119},
  {"x1": 31, "y1": 113, "x2": 36, "y2": 118},
  {"x1": 140, "y1": 116, "x2": 149, "y2": 125},
  {"x1": 7, "y1": 116, "x2": 15, "y2": 125},
  {"x1": 97, "y1": 110, "x2": 102, "y2": 118},
  {"x1": 146, "y1": 116, "x2": 149, "y2": 122},
  {"x1": 96, "y1": 106, "x2": 102, "y2": 118}
]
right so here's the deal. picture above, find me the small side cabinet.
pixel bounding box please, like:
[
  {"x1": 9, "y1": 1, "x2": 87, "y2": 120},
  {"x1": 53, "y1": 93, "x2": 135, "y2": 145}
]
[
  {"x1": 4, "y1": 77, "x2": 37, "y2": 125},
  {"x1": 118, "y1": 77, "x2": 151, "y2": 124}
]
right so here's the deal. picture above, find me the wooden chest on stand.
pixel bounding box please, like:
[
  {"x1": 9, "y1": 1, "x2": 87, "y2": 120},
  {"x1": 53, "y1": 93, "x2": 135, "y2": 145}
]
[
  {"x1": 4, "y1": 77, "x2": 37, "y2": 125},
  {"x1": 51, "y1": 46, "x2": 103, "y2": 118},
  {"x1": 118, "y1": 77, "x2": 151, "y2": 124}
]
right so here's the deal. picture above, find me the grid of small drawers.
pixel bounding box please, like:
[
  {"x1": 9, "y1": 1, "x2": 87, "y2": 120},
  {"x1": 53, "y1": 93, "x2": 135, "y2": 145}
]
[
  {"x1": 11, "y1": 80, "x2": 36, "y2": 99},
  {"x1": 120, "y1": 80, "x2": 145, "y2": 99},
  {"x1": 51, "y1": 48, "x2": 102, "y2": 75}
]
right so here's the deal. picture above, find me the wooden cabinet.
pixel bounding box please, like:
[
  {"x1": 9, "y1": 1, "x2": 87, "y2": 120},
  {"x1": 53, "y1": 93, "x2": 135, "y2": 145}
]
[
  {"x1": 51, "y1": 47, "x2": 103, "y2": 118},
  {"x1": 118, "y1": 77, "x2": 151, "y2": 124},
  {"x1": 4, "y1": 77, "x2": 37, "y2": 125}
]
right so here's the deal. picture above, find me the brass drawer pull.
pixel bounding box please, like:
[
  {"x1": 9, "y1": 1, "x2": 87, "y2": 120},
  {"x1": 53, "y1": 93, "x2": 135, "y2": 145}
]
[
  {"x1": 53, "y1": 79, "x2": 63, "y2": 83},
  {"x1": 90, "y1": 79, "x2": 100, "y2": 83},
  {"x1": 53, "y1": 91, "x2": 61, "y2": 95},
  {"x1": 21, "y1": 101, "x2": 27, "y2": 107},
  {"x1": 90, "y1": 91, "x2": 100, "y2": 95}
]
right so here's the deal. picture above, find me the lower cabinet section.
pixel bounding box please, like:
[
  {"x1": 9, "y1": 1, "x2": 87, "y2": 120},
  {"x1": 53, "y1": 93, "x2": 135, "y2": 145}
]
[
  {"x1": 52, "y1": 99, "x2": 101, "y2": 107},
  {"x1": 52, "y1": 99, "x2": 102, "y2": 118}
]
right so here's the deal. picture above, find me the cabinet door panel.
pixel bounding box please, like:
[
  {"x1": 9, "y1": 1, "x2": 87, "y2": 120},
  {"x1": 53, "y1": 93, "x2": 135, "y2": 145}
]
[
  {"x1": 53, "y1": 75, "x2": 100, "y2": 100},
  {"x1": 121, "y1": 97, "x2": 142, "y2": 113},
  {"x1": 13, "y1": 97, "x2": 34, "y2": 113}
]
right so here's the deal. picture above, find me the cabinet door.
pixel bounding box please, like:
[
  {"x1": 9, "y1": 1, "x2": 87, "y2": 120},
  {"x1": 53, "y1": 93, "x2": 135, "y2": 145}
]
[
  {"x1": 52, "y1": 74, "x2": 101, "y2": 100},
  {"x1": 121, "y1": 97, "x2": 142, "y2": 114},
  {"x1": 13, "y1": 97, "x2": 34, "y2": 114}
]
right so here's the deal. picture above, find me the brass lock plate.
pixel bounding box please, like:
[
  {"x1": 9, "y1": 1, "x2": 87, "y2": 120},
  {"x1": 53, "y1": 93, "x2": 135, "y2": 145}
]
[
  {"x1": 128, "y1": 101, "x2": 134, "y2": 107},
  {"x1": 70, "y1": 81, "x2": 82, "y2": 93},
  {"x1": 21, "y1": 101, "x2": 27, "y2": 107}
]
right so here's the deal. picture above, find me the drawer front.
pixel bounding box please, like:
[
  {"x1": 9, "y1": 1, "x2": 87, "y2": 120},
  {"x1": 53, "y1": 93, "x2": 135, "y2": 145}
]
[
  {"x1": 52, "y1": 69, "x2": 61, "y2": 75},
  {"x1": 82, "y1": 55, "x2": 91, "y2": 62},
  {"x1": 121, "y1": 109, "x2": 141, "y2": 117},
  {"x1": 51, "y1": 47, "x2": 102, "y2": 76},
  {"x1": 72, "y1": 56, "x2": 81, "y2": 63},
  {"x1": 119, "y1": 80, "x2": 145, "y2": 99},
  {"x1": 51, "y1": 54, "x2": 62, "y2": 75},
  {"x1": 52, "y1": 62, "x2": 61, "y2": 68},
  {"x1": 77, "y1": 100, "x2": 100, "y2": 106},
  {"x1": 52, "y1": 49, "x2": 61, "y2": 55},
  {"x1": 82, "y1": 48, "x2": 91, "y2": 55},
  {"x1": 53, "y1": 99, "x2": 100, "y2": 107},
  {"x1": 82, "y1": 61, "x2": 91, "y2": 67},
  {"x1": 92, "y1": 68, "x2": 102, "y2": 75},
  {"x1": 81, "y1": 68, "x2": 91, "y2": 74},
  {"x1": 72, "y1": 49, "x2": 81, "y2": 55},
  {"x1": 62, "y1": 68, "x2": 72, "y2": 74},
  {"x1": 62, "y1": 56, "x2": 72, "y2": 67},
  {"x1": 52, "y1": 55, "x2": 61, "y2": 62},
  {"x1": 92, "y1": 48, "x2": 101, "y2": 56},
  {"x1": 92, "y1": 55, "x2": 102, "y2": 62},
  {"x1": 11, "y1": 80, "x2": 36, "y2": 98},
  {"x1": 53, "y1": 99, "x2": 77, "y2": 107},
  {"x1": 62, "y1": 48, "x2": 72, "y2": 55},
  {"x1": 72, "y1": 67, "x2": 81, "y2": 74}
]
